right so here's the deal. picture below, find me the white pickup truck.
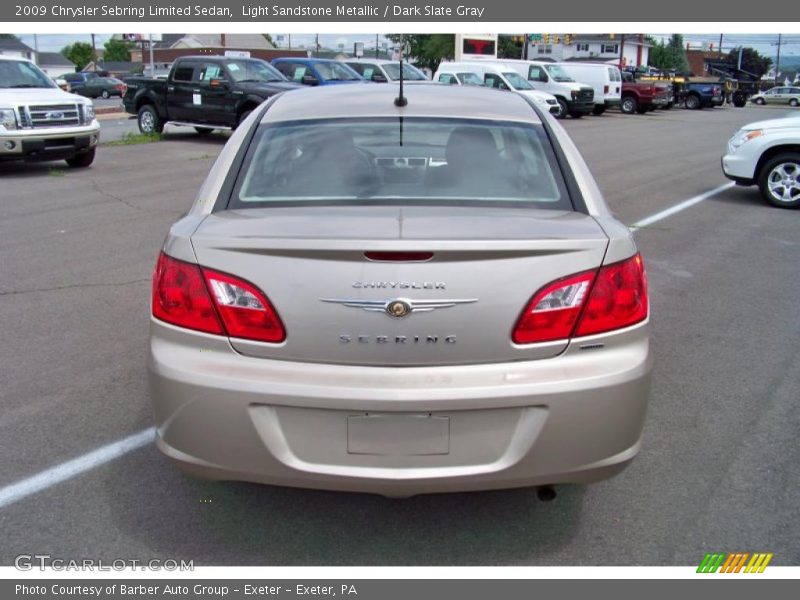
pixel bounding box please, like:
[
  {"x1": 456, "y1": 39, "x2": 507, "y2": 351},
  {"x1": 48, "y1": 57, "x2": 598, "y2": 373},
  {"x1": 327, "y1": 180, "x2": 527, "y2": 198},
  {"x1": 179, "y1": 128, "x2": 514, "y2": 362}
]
[{"x1": 0, "y1": 55, "x2": 100, "y2": 167}]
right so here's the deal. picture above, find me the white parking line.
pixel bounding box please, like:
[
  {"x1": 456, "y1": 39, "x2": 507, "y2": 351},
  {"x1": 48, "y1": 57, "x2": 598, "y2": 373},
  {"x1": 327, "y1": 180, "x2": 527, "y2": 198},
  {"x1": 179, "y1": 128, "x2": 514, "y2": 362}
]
[
  {"x1": 630, "y1": 182, "x2": 735, "y2": 230},
  {"x1": 0, "y1": 181, "x2": 738, "y2": 511},
  {"x1": 0, "y1": 428, "x2": 154, "y2": 510}
]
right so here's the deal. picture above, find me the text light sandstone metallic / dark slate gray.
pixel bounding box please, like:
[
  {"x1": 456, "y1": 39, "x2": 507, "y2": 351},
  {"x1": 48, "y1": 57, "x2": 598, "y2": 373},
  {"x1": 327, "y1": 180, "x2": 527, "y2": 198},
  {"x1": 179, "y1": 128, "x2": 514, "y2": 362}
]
[{"x1": 148, "y1": 84, "x2": 652, "y2": 496}]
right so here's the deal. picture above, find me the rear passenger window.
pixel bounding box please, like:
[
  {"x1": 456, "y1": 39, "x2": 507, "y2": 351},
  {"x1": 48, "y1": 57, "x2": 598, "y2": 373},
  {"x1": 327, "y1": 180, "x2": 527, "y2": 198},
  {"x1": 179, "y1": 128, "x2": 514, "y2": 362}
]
[
  {"x1": 438, "y1": 73, "x2": 456, "y2": 84},
  {"x1": 172, "y1": 64, "x2": 195, "y2": 82}
]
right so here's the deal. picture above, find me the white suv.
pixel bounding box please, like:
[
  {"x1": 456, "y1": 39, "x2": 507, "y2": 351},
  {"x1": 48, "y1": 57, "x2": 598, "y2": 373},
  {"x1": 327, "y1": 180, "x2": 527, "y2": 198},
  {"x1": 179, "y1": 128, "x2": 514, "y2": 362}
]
[
  {"x1": 722, "y1": 113, "x2": 800, "y2": 209},
  {"x1": 0, "y1": 56, "x2": 100, "y2": 167}
]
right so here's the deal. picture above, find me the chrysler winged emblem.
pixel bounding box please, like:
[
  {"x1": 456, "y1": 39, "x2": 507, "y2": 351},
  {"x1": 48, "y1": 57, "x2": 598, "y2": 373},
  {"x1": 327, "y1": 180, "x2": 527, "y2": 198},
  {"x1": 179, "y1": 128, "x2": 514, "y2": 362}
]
[{"x1": 320, "y1": 297, "x2": 477, "y2": 318}]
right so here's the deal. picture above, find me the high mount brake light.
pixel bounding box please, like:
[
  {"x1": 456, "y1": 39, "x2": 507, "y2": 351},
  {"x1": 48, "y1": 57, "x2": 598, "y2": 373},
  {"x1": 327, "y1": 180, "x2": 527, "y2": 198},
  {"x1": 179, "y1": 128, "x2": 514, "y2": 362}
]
[
  {"x1": 512, "y1": 254, "x2": 648, "y2": 344},
  {"x1": 152, "y1": 253, "x2": 285, "y2": 343}
]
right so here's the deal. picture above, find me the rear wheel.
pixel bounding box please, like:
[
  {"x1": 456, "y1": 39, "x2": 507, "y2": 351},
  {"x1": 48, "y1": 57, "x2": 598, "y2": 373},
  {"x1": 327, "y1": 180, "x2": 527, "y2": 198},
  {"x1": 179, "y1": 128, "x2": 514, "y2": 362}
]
[
  {"x1": 592, "y1": 105, "x2": 606, "y2": 115},
  {"x1": 194, "y1": 127, "x2": 214, "y2": 135},
  {"x1": 554, "y1": 97, "x2": 568, "y2": 119},
  {"x1": 236, "y1": 109, "x2": 254, "y2": 129},
  {"x1": 137, "y1": 104, "x2": 164, "y2": 134},
  {"x1": 65, "y1": 148, "x2": 95, "y2": 168},
  {"x1": 758, "y1": 153, "x2": 800, "y2": 209},
  {"x1": 101, "y1": 90, "x2": 109, "y2": 99},
  {"x1": 790, "y1": 98, "x2": 799, "y2": 107},
  {"x1": 685, "y1": 94, "x2": 701, "y2": 110},
  {"x1": 620, "y1": 96, "x2": 637, "y2": 114}
]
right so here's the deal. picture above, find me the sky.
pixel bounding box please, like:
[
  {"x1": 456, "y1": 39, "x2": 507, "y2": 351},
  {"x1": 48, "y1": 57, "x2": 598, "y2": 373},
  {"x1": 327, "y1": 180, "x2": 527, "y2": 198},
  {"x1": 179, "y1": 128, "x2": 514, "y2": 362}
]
[{"x1": 16, "y1": 33, "x2": 800, "y2": 59}]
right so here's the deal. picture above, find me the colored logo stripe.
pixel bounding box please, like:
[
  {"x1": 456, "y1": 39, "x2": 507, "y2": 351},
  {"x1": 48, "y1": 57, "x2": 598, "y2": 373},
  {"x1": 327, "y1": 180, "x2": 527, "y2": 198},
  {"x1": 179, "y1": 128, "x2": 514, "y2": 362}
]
[{"x1": 697, "y1": 552, "x2": 773, "y2": 573}]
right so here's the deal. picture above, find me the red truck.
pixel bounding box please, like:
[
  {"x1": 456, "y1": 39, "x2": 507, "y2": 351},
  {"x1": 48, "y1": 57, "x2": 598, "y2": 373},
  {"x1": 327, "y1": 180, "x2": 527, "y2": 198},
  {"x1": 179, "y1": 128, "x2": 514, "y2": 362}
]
[{"x1": 620, "y1": 72, "x2": 670, "y2": 114}]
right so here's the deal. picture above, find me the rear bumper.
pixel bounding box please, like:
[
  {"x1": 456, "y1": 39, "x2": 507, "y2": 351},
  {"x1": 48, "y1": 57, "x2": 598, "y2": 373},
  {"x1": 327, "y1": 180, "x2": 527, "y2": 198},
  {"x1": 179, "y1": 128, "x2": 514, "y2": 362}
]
[{"x1": 149, "y1": 318, "x2": 652, "y2": 496}]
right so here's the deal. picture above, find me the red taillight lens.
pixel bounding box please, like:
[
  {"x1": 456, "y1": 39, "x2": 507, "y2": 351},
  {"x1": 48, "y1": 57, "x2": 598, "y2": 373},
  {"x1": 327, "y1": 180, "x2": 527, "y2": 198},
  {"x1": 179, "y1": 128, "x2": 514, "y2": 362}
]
[
  {"x1": 604, "y1": 84, "x2": 609, "y2": 94},
  {"x1": 152, "y1": 253, "x2": 224, "y2": 335},
  {"x1": 152, "y1": 252, "x2": 285, "y2": 343},
  {"x1": 574, "y1": 253, "x2": 648, "y2": 337},
  {"x1": 512, "y1": 254, "x2": 648, "y2": 344},
  {"x1": 201, "y1": 268, "x2": 285, "y2": 343},
  {"x1": 512, "y1": 271, "x2": 595, "y2": 344},
  {"x1": 364, "y1": 251, "x2": 433, "y2": 262}
]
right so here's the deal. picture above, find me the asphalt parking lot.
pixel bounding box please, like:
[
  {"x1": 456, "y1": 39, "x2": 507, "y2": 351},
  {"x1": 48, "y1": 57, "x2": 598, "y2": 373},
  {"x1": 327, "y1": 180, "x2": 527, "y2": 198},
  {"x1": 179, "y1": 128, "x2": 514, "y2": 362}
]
[{"x1": 0, "y1": 105, "x2": 798, "y2": 566}]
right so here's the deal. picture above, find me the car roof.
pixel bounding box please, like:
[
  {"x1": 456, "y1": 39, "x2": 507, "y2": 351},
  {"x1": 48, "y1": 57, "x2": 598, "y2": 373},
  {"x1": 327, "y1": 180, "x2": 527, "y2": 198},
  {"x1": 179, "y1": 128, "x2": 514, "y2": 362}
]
[
  {"x1": 261, "y1": 83, "x2": 543, "y2": 124},
  {"x1": 272, "y1": 57, "x2": 339, "y2": 64}
]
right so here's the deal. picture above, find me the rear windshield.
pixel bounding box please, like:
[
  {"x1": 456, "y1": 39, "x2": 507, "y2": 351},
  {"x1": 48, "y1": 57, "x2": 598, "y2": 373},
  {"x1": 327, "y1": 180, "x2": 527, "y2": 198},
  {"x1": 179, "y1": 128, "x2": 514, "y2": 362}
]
[{"x1": 229, "y1": 117, "x2": 572, "y2": 210}]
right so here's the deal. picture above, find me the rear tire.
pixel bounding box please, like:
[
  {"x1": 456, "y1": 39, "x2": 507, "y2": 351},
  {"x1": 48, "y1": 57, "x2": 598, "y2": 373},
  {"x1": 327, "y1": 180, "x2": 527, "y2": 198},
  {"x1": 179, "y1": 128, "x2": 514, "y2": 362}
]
[
  {"x1": 685, "y1": 94, "x2": 701, "y2": 110},
  {"x1": 592, "y1": 105, "x2": 606, "y2": 115},
  {"x1": 236, "y1": 109, "x2": 254, "y2": 129},
  {"x1": 101, "y1": 90, "x2": 109, "y2": 99},
  {"x1": 65, "y1": 148, "x2": 95, "y2": 168},
  {"x1": 620, "y1": 96, "x2": 637, "y2": 114},
  {"x1": 758, "y1": 153, "x2": 800, "y2": 209},
  {"x1": 137, "y1": 104, "x2": 164, "y2": 134},
  {"x1": 790, "y1": 98, "x2": 799, "y2": 107}
]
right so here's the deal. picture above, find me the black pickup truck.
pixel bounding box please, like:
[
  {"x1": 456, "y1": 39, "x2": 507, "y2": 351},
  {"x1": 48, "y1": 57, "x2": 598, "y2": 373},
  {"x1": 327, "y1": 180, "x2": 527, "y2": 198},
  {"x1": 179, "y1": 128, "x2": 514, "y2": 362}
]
[{"x1": 123, "y1": 56, "x2": 301, "y2": 134}]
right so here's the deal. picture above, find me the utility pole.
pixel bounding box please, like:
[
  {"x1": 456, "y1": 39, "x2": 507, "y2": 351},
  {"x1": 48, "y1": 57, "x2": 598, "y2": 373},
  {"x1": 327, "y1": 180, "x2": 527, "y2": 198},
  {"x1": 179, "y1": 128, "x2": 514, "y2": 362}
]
[
  {"x1": 90, "y1": 33, "x2": 97, "y2": 72},
  {"x1": 619, "y1": 33, "x2": 626, "y2": 69},
  {"x1": 288, "y1": 34, "x2": 291, "y2": 50},
  {"x1": 376, "y1": 33, "x2": 379, "y2": 58},
  {"x1": 33, "y1": 34, "x2": 39, "y2": 64},
  {"x1": 718, "y1": 33, "x2": 723, "y2": 58},
  {"x1": 774, "y1": 33, "x2": 782, "y2": 86},
  {"x1": 315, "y1": 34, "x2": 319, "y2": 56}
]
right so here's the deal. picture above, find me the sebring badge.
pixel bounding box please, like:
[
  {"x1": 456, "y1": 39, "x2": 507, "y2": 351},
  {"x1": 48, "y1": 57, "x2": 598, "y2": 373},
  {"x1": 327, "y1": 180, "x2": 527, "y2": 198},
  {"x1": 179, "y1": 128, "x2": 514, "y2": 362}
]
[{"x1": 320, "y1": 297, "x2": 477, "y2": 318}]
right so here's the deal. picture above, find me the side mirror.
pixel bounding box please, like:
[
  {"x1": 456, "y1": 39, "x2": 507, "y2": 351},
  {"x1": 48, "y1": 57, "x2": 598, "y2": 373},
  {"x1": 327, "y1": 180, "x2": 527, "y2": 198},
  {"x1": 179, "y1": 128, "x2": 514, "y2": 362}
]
[
  {"x1": 209, "y1": 78, "x2": 229, "y2": 89},
  {"x1": 301, "y1": 74, "x2": 319, "y2": 86},
  {"x1": 372, "y1": 74, "x2": 387, "y2": 83}
]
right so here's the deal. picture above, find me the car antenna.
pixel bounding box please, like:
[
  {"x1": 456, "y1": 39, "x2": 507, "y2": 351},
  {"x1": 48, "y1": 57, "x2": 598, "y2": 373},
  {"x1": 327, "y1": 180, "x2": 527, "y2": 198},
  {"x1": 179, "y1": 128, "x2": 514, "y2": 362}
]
[{"x1": 394, "y1": 36, "x2": 408, "y2": 107}]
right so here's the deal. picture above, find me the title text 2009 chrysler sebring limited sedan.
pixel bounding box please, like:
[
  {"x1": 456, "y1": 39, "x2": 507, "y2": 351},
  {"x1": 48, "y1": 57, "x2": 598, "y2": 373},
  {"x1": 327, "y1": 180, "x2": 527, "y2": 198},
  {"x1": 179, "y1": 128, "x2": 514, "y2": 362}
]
[{"x1": 149, "y1": 84, "x2": 651, "y2": 497}]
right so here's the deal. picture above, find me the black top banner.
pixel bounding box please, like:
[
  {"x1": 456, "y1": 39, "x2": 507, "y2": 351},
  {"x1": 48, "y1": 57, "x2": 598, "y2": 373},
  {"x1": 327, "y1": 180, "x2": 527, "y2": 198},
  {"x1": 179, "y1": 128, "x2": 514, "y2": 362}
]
[{"x1": 2, "y1": 0, "x2": 785, "y2": 22}]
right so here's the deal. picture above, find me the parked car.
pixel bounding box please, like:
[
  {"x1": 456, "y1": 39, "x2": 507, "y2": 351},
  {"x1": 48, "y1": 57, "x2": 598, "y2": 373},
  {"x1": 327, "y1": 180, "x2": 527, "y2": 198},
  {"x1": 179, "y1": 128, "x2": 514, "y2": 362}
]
[
  {"x1": 62, "y1": 71, "x2": 100, "y2": 93},
  {"x1": 722, "y1": 112, "x2": 800, "y2": 208},
  {"x1": 620, "y1": 72, "x2": 669, "y2": 114},
  {"x1": 344, "y1": 58, "x2": 428, "y2": 83},
  {"x1": 750, "y1": 86, "x2": 800, "y2": 107},
  {"x1": 271, "y1": 58, "x2": 365, "y2": 86},
  {"x1": 557, "y1": 62, "x2": 622, "y2": 115},
  {"x1": 434, "y1": 61, "x2": 560, "y2": 114},
  {"x1": 148, "y1": 83, "x2": 651, "y2": 497},
  {"x1": 0, "y1": 56, "x2": 99, "y2": 167},
  {"x1": 123, "y1": 56, "x2": 301, "y2": 135},
  {"x1": 500, "y1": 59, "x2": 595, "y2": 118},
  {"x1": 75, "y1": 76, "x2": 127, "y2": 99}
]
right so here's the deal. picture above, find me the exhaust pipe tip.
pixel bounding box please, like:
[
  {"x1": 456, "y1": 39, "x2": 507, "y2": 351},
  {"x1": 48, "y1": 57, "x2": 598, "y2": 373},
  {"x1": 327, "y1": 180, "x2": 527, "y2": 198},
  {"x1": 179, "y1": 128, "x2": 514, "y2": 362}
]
[{"x1": 537, "y1": 485, "x2": 557, "y2": 502}]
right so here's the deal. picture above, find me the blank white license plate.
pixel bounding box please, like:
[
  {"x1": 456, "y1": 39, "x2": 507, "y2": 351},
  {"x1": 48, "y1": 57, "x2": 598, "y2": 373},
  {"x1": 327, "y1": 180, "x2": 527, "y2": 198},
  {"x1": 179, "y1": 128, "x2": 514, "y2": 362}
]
[{"x1": 347, "y1": 414, "x2": 450, "y2": 456}]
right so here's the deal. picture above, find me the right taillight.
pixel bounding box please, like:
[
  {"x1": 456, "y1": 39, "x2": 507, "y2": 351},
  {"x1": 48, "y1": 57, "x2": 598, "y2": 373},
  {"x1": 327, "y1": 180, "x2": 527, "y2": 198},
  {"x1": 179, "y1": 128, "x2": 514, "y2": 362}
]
[
  {"x1": 152, "y1": 252, "x2": 285, "y2": 343},
  {"x1": 513, "y1": 254, "x2": 647, "y2": 344}
]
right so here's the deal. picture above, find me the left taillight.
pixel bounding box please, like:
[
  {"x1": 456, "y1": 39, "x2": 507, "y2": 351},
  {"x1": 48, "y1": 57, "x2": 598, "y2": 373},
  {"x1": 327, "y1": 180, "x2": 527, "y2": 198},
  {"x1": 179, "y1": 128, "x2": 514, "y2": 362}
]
[{"x1": 152, "y1": 252, "x2": 285, "y2": 343}]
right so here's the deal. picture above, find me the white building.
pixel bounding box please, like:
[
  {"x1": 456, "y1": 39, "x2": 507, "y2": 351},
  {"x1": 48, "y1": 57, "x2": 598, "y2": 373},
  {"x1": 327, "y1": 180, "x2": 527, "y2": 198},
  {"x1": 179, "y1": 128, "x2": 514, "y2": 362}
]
[
  {"x1": 35, "y1": 52, "x2": 75, "y2": 78},
  {"x1": 0, "y1": 37, "x2": 35, "y2": 61},
  {"x1": 527, "y1": 34, "x2": 650, "y2": 68}
]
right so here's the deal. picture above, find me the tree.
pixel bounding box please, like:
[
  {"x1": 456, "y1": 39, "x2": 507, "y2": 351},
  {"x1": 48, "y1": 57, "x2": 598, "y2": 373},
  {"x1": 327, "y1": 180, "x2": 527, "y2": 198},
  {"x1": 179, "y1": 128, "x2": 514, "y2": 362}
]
[
  {"x1": 61, "y1": 42, "x2": 93, "y2": 71},
  {"x1": 0, "y1": 34, "x2": 19, "y2": 40},
  {"x1": 103, "y1": 38, "x2": 134, "y2": 63},
  {"x1": 727, "y1": 47, "x2": 772, "y2": 78},
  {"x1": 386, "y1": 34, "x2": 454, "y2": 72},
  {"x1": 498, "y1": 35, "x2": 523, "y2": 59},
  {"x1": 647, "y1": 34, "x2": 690, "y2": 74}
]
